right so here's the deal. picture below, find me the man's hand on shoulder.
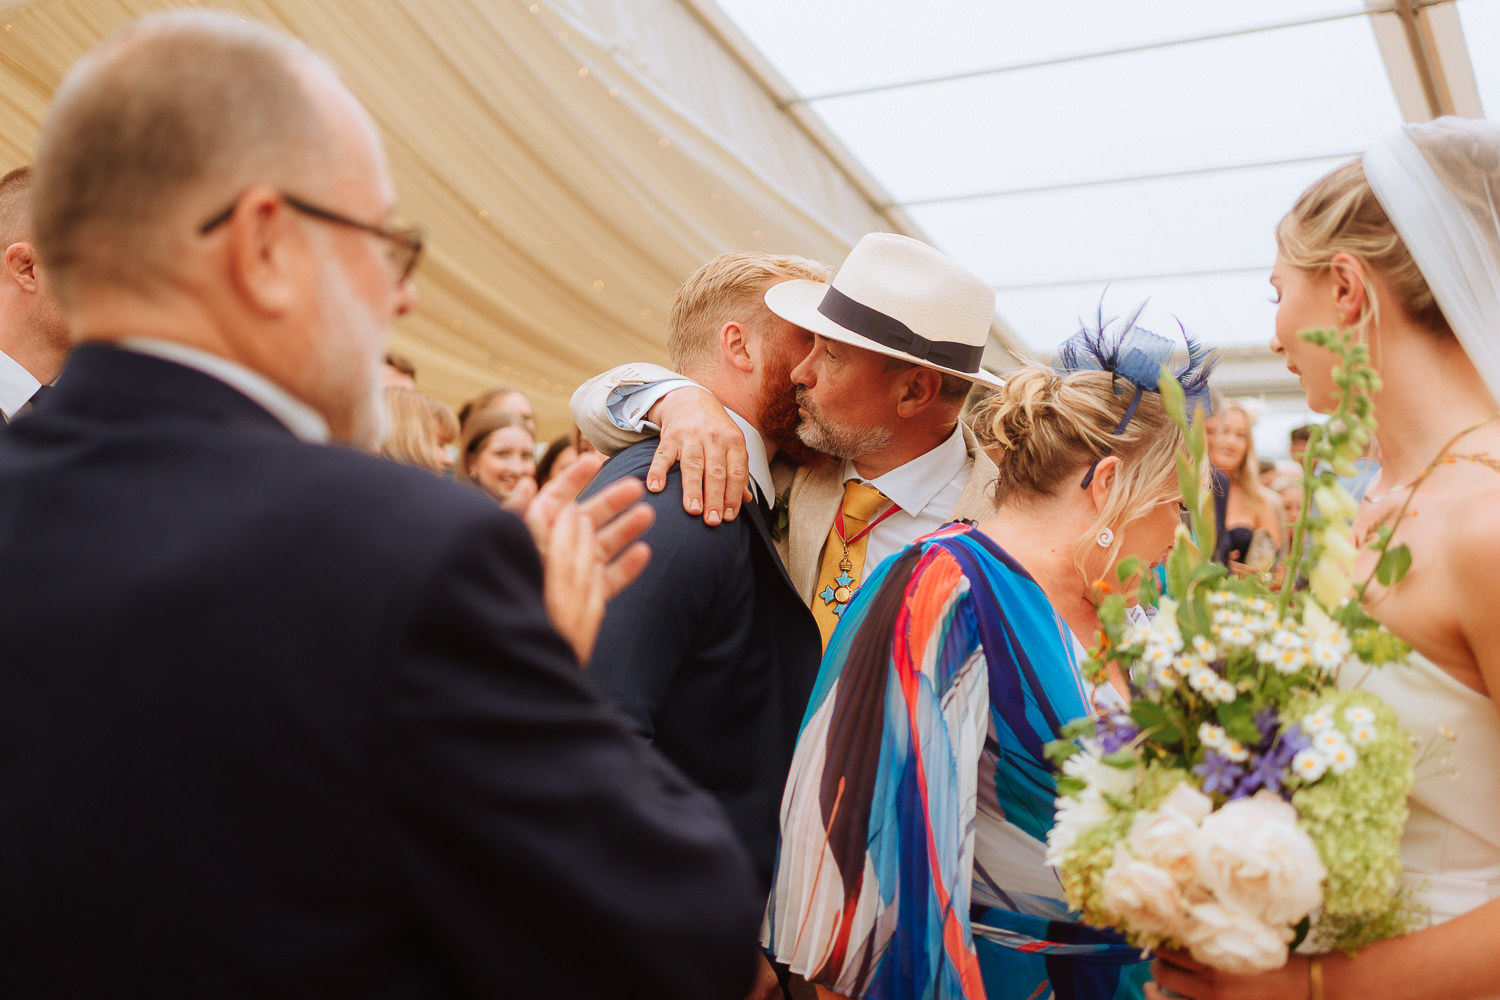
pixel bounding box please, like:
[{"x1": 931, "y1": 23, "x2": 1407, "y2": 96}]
[
  {"x1": 513, "y1": 453, "x2": 654, "y2": 665},
  {"x1": 646, "y1": 386, "x2": 751, "y2": 527}
]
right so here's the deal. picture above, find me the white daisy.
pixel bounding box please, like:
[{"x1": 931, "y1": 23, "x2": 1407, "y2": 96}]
[
  {"x1": 1326, "y1": 741, "x2": 1358, "y2": 775},
  {"x1": 1293, "y1": 749, "x2": 1329, "y2": 782},
  {"x1": 1302, "y1": 709, "x2": 1335, "y2": 733}
]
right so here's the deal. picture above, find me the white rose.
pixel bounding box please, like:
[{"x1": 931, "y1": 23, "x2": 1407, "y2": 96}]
[
  {"x1": 1101, "y1": 846, "x2": 1189, "y2": 940},
  {"x1": 1159, "y1": 781, "x2": 1213, "y2": 824},
  {"x1": 1195, "y1": 790, "x2": 1326, "y2": 927},
  {"x1": 1180, "y1": 901, "x2": 1291, "y2": 974},
  {"x1": 1128, "y1": 808, "x2": 1199, "y2": 887}
]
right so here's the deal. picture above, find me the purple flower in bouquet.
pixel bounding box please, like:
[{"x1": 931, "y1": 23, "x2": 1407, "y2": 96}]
[
  {"x1": 1194, "y1": 752, "x2": 1245, "y2": 796},
  {"x1": 1245, "y1": 724, "x2": 1311, "y2": 799},
  {"x1": 1096, "y1": 711, "x2": 1141, "y2": 754}
]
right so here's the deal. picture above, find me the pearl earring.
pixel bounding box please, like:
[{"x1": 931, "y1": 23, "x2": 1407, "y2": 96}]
[{"x1": 1096, "y1": 528, "x2": 1114, "y2": 548}]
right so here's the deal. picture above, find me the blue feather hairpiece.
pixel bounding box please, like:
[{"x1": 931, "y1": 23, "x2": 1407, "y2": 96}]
[{"x1": 1055, "y1": 301, "x2": 1217, "y2": 488}]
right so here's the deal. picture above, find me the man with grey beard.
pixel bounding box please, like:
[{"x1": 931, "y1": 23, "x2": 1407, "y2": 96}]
[
  {"x1": 0, "y1": 11, "x2": 761, "y2": 999},
  {"x1": 573, "y1": 232, "x2": 1003, "y2": 646}
]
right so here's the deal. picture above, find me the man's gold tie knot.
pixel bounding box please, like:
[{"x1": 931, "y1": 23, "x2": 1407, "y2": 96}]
[{"x1": 812, "y1": 480, "x2": 893, "y2": 648}]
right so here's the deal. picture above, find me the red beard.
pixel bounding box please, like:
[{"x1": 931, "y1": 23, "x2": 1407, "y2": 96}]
[{"x1": 755, "y1": 348, "x2": 821, "y2": 466}]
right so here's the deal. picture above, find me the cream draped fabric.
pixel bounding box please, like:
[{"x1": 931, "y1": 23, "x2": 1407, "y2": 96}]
[
  {"x1": 1363, "y1": 117, "x2": 1500, "y2": 411},
  {"x1": 0, "y1": 0, "x2": 961, "y2": 434}
]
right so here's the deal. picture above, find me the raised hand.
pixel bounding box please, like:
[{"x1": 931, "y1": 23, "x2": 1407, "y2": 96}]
[
  {"x1": 645, "y1": 386, "x2": 751, "y2": 526},
  {"x1": 512, "y1": 453, "x2": 654, "y2": 664}
]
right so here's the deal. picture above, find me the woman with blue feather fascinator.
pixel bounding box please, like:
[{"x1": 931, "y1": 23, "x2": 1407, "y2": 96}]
[{"x1": 764, "y1": 309, "x2": 1214, "y2": 1000}]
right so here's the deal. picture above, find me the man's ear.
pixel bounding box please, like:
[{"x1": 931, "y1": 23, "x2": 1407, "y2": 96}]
[
  {"x1": 221, "y1": 185, "x2": 303, "y2": 317},
  {"x1": 4, "y1": 241, "x2": 40, "y2": 293},
  {"x1": 721, "y1": 321, "x2": 755, "y2": 374},
  {"x1": 894, "y1": 365, "x2": 943, "y2": 417},
  {"x1": 1328, "y1": 252, "x2": 1369, "y2": 327}
]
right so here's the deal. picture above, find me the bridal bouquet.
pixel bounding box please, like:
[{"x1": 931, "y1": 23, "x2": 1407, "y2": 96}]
[{"x1": 1046, "y1": 330, "x2": 1421, "y2": 973}]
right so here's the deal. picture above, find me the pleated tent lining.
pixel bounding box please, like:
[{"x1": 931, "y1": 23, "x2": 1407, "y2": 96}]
[{"x1": 0, "y1": 0, "x2": 956, "y2": 436}]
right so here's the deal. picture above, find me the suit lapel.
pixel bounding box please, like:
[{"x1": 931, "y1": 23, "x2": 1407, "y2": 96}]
[
  {"x1": 950, "y1": 423, "x2": 1000, "y2": 523},
  {"x1": 742, "y1": 499, "x2": 799, "y2": 594}
]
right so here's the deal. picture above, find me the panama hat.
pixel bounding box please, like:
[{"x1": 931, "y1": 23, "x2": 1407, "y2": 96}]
[{"x1": 764, "y1": 232, "x2": 1004, "y2": 388}]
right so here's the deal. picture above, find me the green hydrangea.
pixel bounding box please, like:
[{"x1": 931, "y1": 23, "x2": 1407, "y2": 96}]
[{"x1": 1285, "y1": 689, "x2": 1420, "y2": 950}]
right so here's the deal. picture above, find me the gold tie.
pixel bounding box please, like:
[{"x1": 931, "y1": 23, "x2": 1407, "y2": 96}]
[{"x1": 812, "y1": 480, "x2": 892, "y2": 648}]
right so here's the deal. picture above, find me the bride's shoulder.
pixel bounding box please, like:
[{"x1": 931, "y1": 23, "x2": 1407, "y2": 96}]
[{"x1": 1424, "y1": 459, "x2": 1500, "y2": 580}]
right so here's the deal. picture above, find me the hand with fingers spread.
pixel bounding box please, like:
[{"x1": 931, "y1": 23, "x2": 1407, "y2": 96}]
[
  {"x1": 644, "y1": 386, "x2": 750, "y2": 526},
  {"x1": 514, "y1": 452, "x2": 654, "y2": 664}
]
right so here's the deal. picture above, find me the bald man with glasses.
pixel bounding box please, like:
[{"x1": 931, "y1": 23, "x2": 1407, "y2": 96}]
[{"x1": 0, "y1": 11, "x2": 760, "y2": 999}]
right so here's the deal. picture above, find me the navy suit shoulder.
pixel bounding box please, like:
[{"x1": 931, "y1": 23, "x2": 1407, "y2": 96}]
[
  {"x1": 581, "y1": 436, "x2": 821, "y2": 888},
  {"x1": 0, "y1": 345, "x2": 759, "y2": 999}
]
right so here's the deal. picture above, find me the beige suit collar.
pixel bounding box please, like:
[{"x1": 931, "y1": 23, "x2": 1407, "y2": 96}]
[{"x1": 783, "y1": 422, "x2": 999, "y2": 603}]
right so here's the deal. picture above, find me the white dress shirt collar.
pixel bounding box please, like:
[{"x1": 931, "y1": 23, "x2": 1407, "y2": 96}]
[
  {"x1": 0, "y1": 347, "x2": 41, "y2": 420},
  {"x1": 120, "y1": 338, "x2": 330, "y2": 443},
  {"x1": 724, "y1": 406, "x2": 777, "y2": 510},
  {"x1": 843, "y1": 421, "x2": 967, "y2": 512}
]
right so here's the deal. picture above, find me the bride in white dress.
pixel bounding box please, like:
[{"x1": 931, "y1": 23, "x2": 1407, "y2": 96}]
[{"x1": 1151, "y1": 118, "x2": 1500, "y2": 1000}]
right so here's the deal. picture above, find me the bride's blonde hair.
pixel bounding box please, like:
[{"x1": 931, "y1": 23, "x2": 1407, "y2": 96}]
[
  {"x1": 1277, "y1": 159, "x2": 1451, "y2": 338},
  {"x1": 971, "y1": 365, "x2": 1189, "y2": 583}
]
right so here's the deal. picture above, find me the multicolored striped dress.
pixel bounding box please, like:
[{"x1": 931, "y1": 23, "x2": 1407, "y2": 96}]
[{"x1": 764, "y1": 523, "x2": 1149, "y2": 1000}]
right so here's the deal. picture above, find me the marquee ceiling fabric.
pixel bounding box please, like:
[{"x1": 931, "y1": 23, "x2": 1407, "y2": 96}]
[{"x1": 0, "y1": 0, "x2": 958, "y2": 436}]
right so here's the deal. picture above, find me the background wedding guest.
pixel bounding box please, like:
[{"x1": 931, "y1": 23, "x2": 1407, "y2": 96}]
[
  {"x1": 459, "y1": 381, "x2": 536, "y2": 439},
  {"x1": 1271, "y1": 471, "x2": 1305, "y2": 528},
  {"x1": 766, "y1": 324, "x2": 1209, "y2": 1000},
  {"x1": 380, "y1": 385, "x2": 457, "y2": 474},
  {"x1": 1206, "y1": 398, "x2": 1284, "y2": 571},
  {"x1": 1289, "y1": 422, "x2": 1315, "y2": 464},
  {"x1": 0, "y1": 165, "x2": 68, "y2": 423},
  {"x1": 536, "y1": 430, "x2": 578, "y2": 487},
  {"x1": 462, "y1": 407, "x2": 537, "y2": 503},
  {"x1": 0, "y1": 12, "x2": 758, "y2": 998},
  {"x1": 383, "y1": 349, "x2": 416, "y2": 388},
  {"x1": 1151, "y1": 116, "x2": 1500, "y2": 1000}
]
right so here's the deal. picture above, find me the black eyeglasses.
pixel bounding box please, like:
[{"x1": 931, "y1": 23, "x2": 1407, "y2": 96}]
[{"x1": 199, "y1": 192, "x2": 424, "y2": 284}]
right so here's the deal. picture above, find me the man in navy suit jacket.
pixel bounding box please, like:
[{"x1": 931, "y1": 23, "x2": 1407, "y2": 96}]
[
  {"x1": 581, "y1": 252, "x2": 825, "y2": 891},
  {"x1": 0, "y1": 12, "x2": 758, "y2": 999}
]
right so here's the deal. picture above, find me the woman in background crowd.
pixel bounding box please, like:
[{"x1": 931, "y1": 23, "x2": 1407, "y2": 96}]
[
  {"x1": 380, "y1": 386, "x2": 458, "y2": 475},
  {"x1": 1206, "y1": 398, "x2": 1284, "y2": 571},
  {"x1": 458, "y1": 383, "x2": 536, "y2": 440},
  {"x1": 536, "y1": 432, "x2": 579, "y2": 488},
  {"x1": 461, "y1": 409, "x2": 537, "y2": 504},
  {"x1": 766, "y1": 325, "x2": 1209, "y2": 1000}
]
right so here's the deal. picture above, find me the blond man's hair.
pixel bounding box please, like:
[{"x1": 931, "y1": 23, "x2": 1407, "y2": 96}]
[
  {"x1": 667, "y1": 252, "x2": 828, "y2": 377},
  {"x1": 0, "y1": 166, "x2": 33, "y2": 247},
  {"x1": 32, "y1": 10, "x2": 339, "y2": 306},
  {"x1": 971, "y1": 364, "x2": 1197, "y2": 586}
]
